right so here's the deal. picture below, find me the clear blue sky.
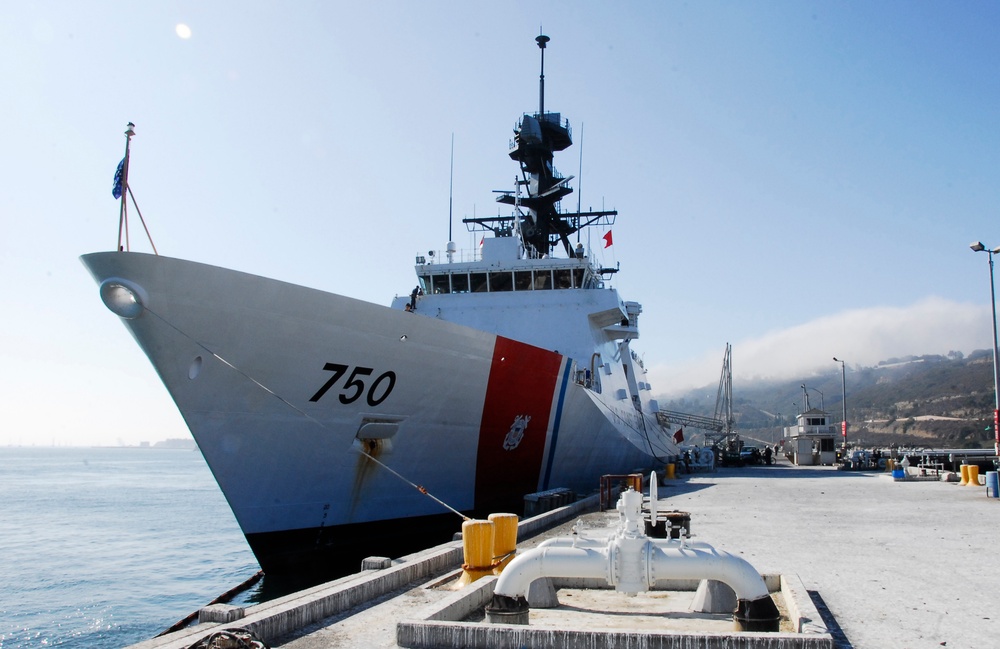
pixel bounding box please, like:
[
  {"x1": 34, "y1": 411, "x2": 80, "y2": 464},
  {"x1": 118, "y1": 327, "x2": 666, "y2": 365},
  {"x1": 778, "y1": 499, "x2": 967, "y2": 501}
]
[{"x1": 3, "y1": 1, "x2": 999, "y2": 446}]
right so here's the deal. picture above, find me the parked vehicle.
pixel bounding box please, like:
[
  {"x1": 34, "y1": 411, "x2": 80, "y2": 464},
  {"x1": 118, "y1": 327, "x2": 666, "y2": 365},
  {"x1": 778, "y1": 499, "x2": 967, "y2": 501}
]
[{"x1": 740, "y1": 446, "x2": 762, "y2": 465}]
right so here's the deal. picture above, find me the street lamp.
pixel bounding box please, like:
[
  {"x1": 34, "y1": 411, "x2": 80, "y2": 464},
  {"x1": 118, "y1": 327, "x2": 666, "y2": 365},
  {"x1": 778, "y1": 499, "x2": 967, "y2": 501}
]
[
  {"x1": 969, "y1": 241, "x2": 1000, "y2": 456},
  {"x1": 833, "y1": 357, "x2": 847, "y2": 452}
]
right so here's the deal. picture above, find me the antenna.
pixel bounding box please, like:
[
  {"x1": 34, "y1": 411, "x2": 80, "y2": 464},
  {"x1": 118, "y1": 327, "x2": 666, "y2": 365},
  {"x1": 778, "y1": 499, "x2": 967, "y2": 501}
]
[
  {"x1": 448, "y1": 133, "x2": 454, "y2": 242},
  {"x1": 576, "y1": 122, "x2": 583, "y2": 243},
  {"x1": 536, "y1": 34, "x2": 549, "y2": 115},
  {"x1": 447, "y1": 133, "x2": 456, "y2": 263}
]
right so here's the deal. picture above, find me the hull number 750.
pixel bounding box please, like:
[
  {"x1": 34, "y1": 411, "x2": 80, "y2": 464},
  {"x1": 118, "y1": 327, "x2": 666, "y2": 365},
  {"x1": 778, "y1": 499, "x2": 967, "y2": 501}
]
[{"x1": 309, "y1": 363, "x2": 396, "y2": 406}]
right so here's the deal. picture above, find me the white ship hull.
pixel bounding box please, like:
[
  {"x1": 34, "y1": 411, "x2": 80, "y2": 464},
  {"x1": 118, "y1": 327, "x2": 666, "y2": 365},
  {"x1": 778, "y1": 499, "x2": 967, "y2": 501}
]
[
  {"x1": 82, "y1": 251, "x2": 677, "y2": 574},
  {"x1": 85, "y1": 35, "x2": 681, "y2": 575}
]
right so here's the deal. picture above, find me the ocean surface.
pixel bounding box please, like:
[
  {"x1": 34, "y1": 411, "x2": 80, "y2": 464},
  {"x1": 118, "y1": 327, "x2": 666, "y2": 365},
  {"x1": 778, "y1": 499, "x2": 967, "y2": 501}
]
[{"x1": 0, "y1": 447, "x2": 262, "y2": 649}]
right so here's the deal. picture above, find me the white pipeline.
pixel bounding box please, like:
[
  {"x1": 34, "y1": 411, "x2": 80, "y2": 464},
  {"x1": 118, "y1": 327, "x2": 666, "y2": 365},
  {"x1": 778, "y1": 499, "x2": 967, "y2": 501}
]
[
  {"x1": 493, "y1": 483, "x2": 769, "y2": 601},
  {"x1": 493, "y1": 538, "x2": 769, "y2": 601}
]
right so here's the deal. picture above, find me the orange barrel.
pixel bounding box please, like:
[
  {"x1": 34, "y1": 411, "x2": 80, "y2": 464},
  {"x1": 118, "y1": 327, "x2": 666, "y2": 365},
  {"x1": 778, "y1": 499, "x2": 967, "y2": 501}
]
[{"x1": 489, "y1": 513, "x2": 519, "y2": 574}]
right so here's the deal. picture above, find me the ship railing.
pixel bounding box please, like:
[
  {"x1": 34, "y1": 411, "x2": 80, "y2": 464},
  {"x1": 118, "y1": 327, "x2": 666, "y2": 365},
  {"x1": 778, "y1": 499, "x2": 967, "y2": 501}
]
[
  {"x1": 418, "y1": 248, "x2": 484, "y2": 265},
  {"x1": 419, "y1": 246, "x2": 602, "y2": 270},
  {"x1": 542, "y1": 112, "x2": 570, "y2": 128},
  {"x1": 784, "y1": 425, "x2": 837, "y2": 437},
  {"x1": 509, "y1": 113, "x2": 573, "y2": 145}
]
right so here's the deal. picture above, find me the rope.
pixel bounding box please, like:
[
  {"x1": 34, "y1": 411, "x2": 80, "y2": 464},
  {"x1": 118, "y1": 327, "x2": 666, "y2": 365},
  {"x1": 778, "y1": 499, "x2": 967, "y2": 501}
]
[
  {"x1": 126, "y1": 184, "x2": 159, "y2": 255},
  {"x1": 143, "y1": 305, "x2": 469, "y2": 521},
  {"x1": 491, "y1": 549, "x2": 517, "y2": 568}
]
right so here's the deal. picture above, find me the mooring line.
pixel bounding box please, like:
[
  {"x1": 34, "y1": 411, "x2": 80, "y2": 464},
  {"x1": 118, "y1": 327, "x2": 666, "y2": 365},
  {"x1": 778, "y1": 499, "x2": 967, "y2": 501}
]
[{"x1": 143, "y1": 306, "x2": 469, "y2": 521}]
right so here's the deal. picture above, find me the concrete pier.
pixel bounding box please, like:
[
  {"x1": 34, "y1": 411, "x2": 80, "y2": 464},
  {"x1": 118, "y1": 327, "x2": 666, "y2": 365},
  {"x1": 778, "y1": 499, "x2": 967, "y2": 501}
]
[{"x1": 128, "y1": 460, "x2": 1000, "y2": 649}]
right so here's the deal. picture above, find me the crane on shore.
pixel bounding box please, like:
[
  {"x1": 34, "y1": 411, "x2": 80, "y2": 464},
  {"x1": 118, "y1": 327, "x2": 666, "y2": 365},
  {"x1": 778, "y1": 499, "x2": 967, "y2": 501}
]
[{"x1": 656, "y1": 344, "x2": 741, "y2": 452}]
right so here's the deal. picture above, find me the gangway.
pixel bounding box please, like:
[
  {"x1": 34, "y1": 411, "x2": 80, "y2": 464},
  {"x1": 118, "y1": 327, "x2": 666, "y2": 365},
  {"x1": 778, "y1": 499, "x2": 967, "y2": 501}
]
[{"x1": 655, "y1": 409, "x2": 724, "y2": 434}]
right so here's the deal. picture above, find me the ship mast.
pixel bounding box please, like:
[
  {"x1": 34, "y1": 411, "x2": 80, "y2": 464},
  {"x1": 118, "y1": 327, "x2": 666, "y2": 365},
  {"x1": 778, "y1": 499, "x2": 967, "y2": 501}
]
[
  {"x1": 537, "y1": 34, "x2": 548, "y2": 116},
  {"x1": 463, "y1": 34, "x2": 617, "y2": 258},
  {"x1": 497, "y1": 34, "x2": 574, "y2": 257}
]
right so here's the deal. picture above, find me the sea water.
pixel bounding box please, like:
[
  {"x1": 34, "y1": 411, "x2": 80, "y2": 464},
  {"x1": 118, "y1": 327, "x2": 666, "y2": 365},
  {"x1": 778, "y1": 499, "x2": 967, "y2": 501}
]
[{"x1": 0, "y1": 447, "x2": 260, "y2": 649}]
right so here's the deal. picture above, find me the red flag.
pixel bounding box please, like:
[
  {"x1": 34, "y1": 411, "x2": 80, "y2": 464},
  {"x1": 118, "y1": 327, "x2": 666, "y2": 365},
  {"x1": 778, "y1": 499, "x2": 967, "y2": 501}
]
[
  {"x1": 673, "y1": 428, "x2": 684, "y2": 443},
  {"x1": 479, "y1": 237, "x2": 484, "y2": 248},
  {"x1": 602, "y1": 230, "x2": 613, "y2": 248}
]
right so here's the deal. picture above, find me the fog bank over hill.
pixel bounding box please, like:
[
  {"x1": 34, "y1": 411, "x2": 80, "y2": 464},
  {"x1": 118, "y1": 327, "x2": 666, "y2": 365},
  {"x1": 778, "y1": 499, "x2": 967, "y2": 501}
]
[
  {"x1": 649, "y1": 297, "x2": 992, "y2": 398},
  {"x1": 655, "y1": 321, "x2": 998, "y2": 449}
]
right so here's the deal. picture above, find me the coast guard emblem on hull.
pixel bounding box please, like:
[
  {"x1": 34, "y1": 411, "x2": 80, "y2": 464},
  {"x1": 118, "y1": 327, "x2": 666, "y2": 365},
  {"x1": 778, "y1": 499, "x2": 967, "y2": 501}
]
[{"x1": 503, "y1": 415, "x2": 532, "y2": 450}]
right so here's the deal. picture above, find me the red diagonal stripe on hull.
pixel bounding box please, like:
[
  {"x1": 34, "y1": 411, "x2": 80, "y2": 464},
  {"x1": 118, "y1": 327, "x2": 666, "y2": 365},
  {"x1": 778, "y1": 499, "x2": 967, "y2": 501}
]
[{"x1": 474, "y1": 336, "x2": 563, "y2": 513}]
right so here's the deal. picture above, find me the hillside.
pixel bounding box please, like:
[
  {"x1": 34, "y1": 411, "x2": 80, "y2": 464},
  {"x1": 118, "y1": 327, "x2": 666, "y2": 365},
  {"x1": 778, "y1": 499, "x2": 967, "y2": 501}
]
[{"x1": 661, "y1": 350, "x2": 997, "y2": 449}]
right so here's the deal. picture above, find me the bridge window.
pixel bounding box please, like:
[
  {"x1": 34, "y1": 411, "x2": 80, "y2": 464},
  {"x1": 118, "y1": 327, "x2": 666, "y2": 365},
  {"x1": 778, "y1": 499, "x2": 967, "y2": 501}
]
[
  {"x1": 489, "y1": 271, "x2": 513, "y2": 292},
  {"x1": 573, "y1": 269, "x2": 584, "y2": 289},
  {"x1": 432, "y1": 275, "x2": 450, "y2": 294},
  {"x1": 534, "y1": 270, "x2": 552, "y2": 290},
  {"x1": 554, "y1": 269, "x2": 572, "y2": 289},
  {"x1": 514, "y1": 271, "x2": 533, "y2": 291},
  {"x1": 470, "y1": 273, "x2": 488, "y2": 293},
  {"x1": 451, "y1": 273, "x2": 469, "y2": 294}
]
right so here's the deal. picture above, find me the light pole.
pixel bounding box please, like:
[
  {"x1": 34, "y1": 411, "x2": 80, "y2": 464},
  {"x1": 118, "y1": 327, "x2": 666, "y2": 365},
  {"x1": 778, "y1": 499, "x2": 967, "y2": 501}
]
[
  {"x1": 970, "y1": 241, "x2": 1000, "y2": 456},
  {"x1": 801, "y1": 385, "x2": 824, "y2": 411},
  {"x1": 833, "y1": 357, "x2": 847, "y2": 452}
]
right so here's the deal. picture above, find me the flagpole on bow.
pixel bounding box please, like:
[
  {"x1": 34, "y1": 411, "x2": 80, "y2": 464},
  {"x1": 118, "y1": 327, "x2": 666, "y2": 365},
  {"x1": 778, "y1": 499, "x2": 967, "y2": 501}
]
[{"x1": 116, "y1": 122, "x2": 135, "y2": 251}]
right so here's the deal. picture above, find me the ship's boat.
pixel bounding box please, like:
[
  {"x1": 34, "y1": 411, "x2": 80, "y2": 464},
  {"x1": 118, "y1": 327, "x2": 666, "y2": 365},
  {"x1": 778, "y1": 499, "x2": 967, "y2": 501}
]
[{"x1": 82, "y1": 35, "x2": 679, "y2": 578}]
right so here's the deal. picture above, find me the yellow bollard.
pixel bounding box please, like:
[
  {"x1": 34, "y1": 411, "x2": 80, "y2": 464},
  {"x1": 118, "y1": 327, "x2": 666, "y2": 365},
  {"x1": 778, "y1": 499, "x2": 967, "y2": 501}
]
[
  {"x1": 665, "y1": 463, "x2": 676, "y2": 480},
  {"x1": 967, "y1": 465, "x2": 981, "y2": 487},
  {"x1": 453, "y1": 519, "x2": 495, "y2": 589},
  {"x1": 886, "y1": 459, "x2": 894, "y2": 472},
  {"x1": 489, "y1": 513, "x2": 519, "y2": 574},
  {"x1": 959, "y1": 464, "x2": 970, "y2": 486}
]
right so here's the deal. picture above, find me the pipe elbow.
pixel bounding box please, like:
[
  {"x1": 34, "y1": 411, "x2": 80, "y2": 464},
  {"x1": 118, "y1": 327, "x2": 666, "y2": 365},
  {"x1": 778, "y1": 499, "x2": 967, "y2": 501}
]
[
  {"x1": 494, "y1": 545, "x2": 608, "y2": 599},
  {"x1": 649, "y1": 546, "x2": 770, "y2": 601}
]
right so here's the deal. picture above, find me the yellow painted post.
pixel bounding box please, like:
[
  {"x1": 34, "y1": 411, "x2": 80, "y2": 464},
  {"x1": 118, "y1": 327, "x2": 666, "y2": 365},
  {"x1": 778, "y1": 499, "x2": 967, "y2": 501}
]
[
  {"x1": 960, "y1": 464, "x2": 970, "y2": 486},
  {"x1": 665, "y1": 463, "x2": 676, "y2": 480},
  {"x1": 967, "y1": 465, "x2": 981, "y2": 487},
  {"x1": 453, "y1": 519, "x2": 495, "y2": 589},
  {"x1": 489, "y1": 513, "x2": 519, "y2": 574}
]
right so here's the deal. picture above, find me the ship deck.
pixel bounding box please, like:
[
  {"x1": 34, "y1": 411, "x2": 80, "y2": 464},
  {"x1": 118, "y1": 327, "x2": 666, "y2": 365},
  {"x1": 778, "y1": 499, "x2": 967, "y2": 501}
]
[{"x1": 127, "y1": 458, "x2": 999, "y2": 649}]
